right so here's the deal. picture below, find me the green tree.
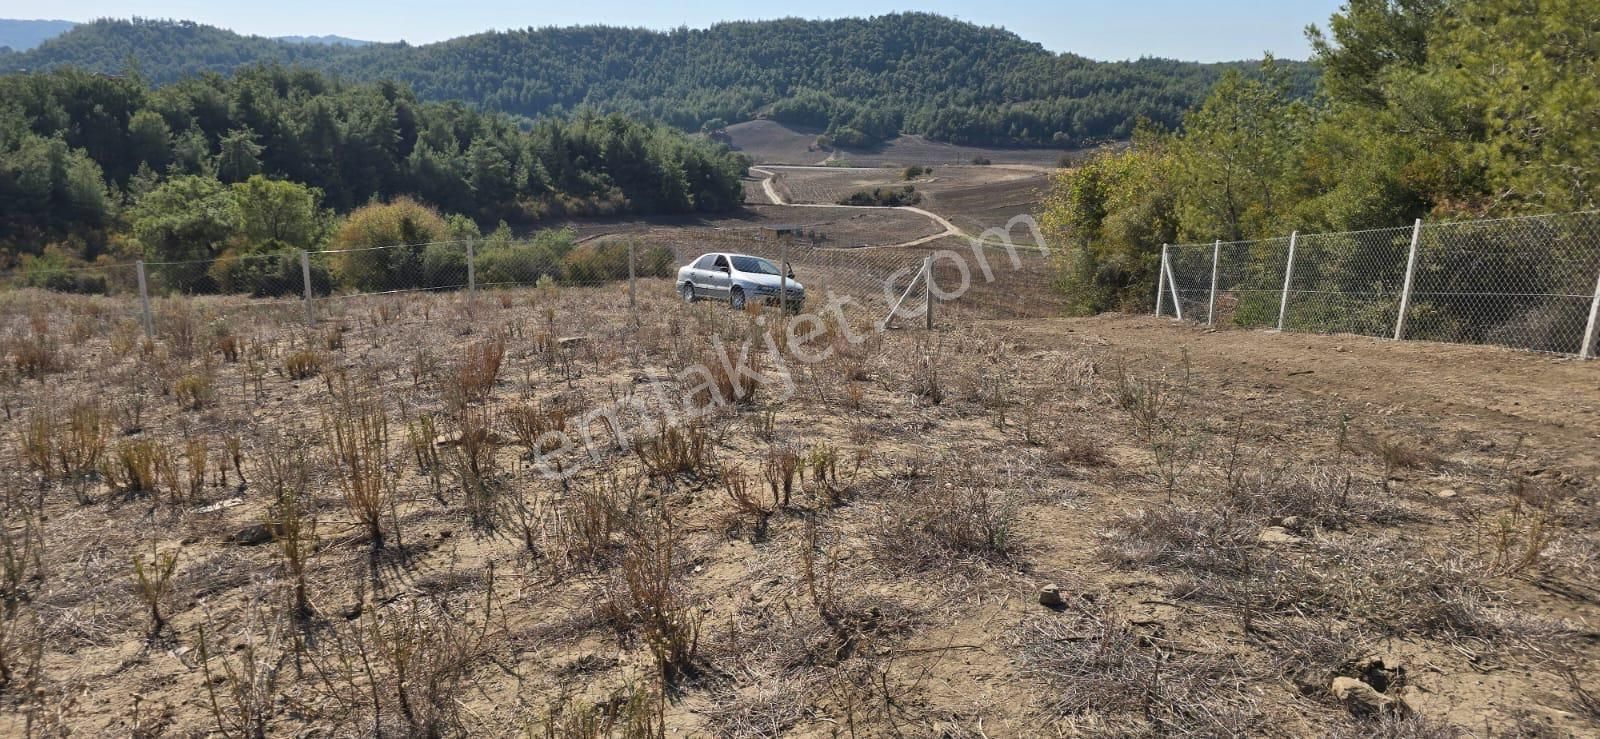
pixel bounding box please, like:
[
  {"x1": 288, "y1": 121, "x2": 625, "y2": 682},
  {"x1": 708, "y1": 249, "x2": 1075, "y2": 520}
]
[
  {"x1": 329, "y1": 197, "x2": 449, "y2": 291},
  {"x1": 129, "y1": 174, "x2": 241, "y2": 291},
  {"x1": 216, "y1": 128, "x2": 264, "y2": 183},
  {"x1": 231, "y1": 175, "x2": 328, "y2": 250},
  {"x1": 127, "y1": 109, "x2": 172, "y2": 174}
]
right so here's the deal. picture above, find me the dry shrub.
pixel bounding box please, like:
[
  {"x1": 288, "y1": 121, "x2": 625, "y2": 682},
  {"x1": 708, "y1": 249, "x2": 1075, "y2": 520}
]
[
  {"x1": 723, "y1": 469, "x2": 773, "y2": 540},
  {"x1": 1016, "y1": 601, "x2": 1262, "y2": 735},
  {"x1": 324, "y1": 379, "x2": 394, "y2": 552},
  {"x1": 174, "y1": 372, "x2": 213, "y2": 410},
  {"x1": 283, "y1": 350, "x2": 322, "y2": 380},
  {"x1": 762, "y1": 444, "x2": 800, "y2": 509},
  {"x1": 131, "y1": 544, "x2": 179, "y2": 639},
  {"x1": 9, "y1": 337, "x2": 63, "y2": 378},
  {"x1": 213, "y1": 330, "x2": 241, "y2": 363},
  {"x1": 635, "y1": 422, "x2": 710, "y2": 479},
  {"x1": 539, "y1": 684, "x2": 664, "y2": 738},
  {"x1": 553, "y1": 470, "x2": 639, "y2": 574},
  {"x1": 103, "y1": 439, "x2": 166, "y2": 497},
  {"x1": 1373, "y1": 437, "x2": 1441, "y2": 472},
  {"x1": 504, "y1": 401, "x2": 568, "y2": 455},
  {"x1": 452, "y1": 335, "x2": 506, "y2": 403},
  {"x1": 875, "y1": 464, "x2": 1015, "y2": 570},
  {"x1": 610, "y1": 514, "x2": 700, "y2": 681},
  {"x1": 1048, "y1": 432, "x2": 1111, "y2": 469},
  {"x1": 197, "y1": 612, "x2": 284, "y2": 738},
  {"x1": 693, "y1": 342, "x2": 762, "y2": 407},
  {"x1": 447, "y1": 409, "x2": 502, "y2": 528},
  {"x1": 307, "y1": 592, "x2": 495, "y2": 737}
]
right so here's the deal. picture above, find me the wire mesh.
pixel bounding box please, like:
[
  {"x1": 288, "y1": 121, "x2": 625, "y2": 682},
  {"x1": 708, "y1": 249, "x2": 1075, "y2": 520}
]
[{"x1": 1160, "y1": 213, "x2": 1600, "y2": 356}]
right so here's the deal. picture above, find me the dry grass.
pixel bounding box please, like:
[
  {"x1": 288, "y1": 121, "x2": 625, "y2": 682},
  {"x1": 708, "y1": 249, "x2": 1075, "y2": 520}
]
[{"x1": 0, "y1": 285, "x2": 1592, "y2": 737}]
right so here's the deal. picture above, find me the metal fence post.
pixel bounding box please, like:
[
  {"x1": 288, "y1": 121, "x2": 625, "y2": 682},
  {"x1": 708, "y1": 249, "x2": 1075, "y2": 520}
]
[
  {"x1": 135, "y1": 260, "x2": 154, "y2": 340},
  {"x1": 467, "y1": 240, "x2": 477, "y2": 297},
  {"x1": 1394, "y1": 218, "x2": 1424, "y2": 340},
  {"x1": 924, "y1": 254, "x2": 934, "y2": 330},
  {"x1": 778, "y1": 241, "x2": 788, "y2": 313},
  {"x1": 625, "y1": 241, "x2": 635, "y2": 312},
  {"x1": 1156, "y1": 244, "x2": 1169, "y2": 316},
  {"x1": 300, "y1": 250, "x2": 316, "y2": 328},
  {"x1": 1277, "y1": 231, "x2": 1298, "y2": 331},
  {"x1": 1581, "y1": 264, "x2": 1600, "y2": 359},
  {"x1": 1207, "y1": 239, "x2": 1221, "y2": 326}
]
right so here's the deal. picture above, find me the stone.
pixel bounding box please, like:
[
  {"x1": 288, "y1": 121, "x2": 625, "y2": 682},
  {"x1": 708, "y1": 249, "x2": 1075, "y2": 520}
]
[
  {"x1": 1277, "y1": 515, "x2": 1303, "y2": 531},
  {"x1": 1331, "y1": 676, "x2": 1410, "y2": 717},
  {"x1": 1038, "y1": 584, "x2": 1067, "y2": 609},
  {"x1": 1435, "y1": 489, "x2": 1457, "y2": 498},
  {"x1": 226, "y1": 523, "x2": 276, "y2": 546},
  {"x1": 557, "y1": 336, "x2": 586, "y2": 349},
  {"x1": 1258, "y1": 526, "x2": 1301, "y2": 545}
]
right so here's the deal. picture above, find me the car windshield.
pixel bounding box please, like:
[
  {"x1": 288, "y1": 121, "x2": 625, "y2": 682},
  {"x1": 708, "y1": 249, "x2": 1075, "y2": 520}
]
[{"x1": 730, "y1": 256, "x2": 782, "y2": 275}]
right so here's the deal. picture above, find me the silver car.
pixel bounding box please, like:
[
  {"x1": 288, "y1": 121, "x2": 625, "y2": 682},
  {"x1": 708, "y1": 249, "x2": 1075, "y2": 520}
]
[{"x1": 677, "y1": 253, "x2": 804, "y2": 312}]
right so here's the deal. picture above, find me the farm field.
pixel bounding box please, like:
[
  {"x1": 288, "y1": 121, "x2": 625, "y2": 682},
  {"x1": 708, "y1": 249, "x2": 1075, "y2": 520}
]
[
  {"x1": 1, "y1": 282, "x2": 1595, "y2": 736},
  {"x1": 755, "y1": 166, "x2": 1053, "y2": 247},
  {"x1": 720, "y1": 120, "x2": 1087, "y2": 167}
]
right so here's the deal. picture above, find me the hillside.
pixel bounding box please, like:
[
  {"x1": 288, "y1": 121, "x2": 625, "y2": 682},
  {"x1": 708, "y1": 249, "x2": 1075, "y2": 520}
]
[
  {"x1": 2, "y1": 15, "x2": 1318, "y2": 148},
  {"x1": 0, "y1": 18, "x2": 75, "y2": 51}
]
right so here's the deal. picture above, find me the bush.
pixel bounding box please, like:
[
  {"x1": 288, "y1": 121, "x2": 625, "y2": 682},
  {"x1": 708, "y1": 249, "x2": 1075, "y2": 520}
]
[
  {"x1": 837, "y1": 185, "x2": 921, "y2": 207},
  {"x1": 208, "y1": 243, "x2": 333, "y2": 297},
  {"x1": 329, "y1": 198, "x2": 450, "y2": 292}
]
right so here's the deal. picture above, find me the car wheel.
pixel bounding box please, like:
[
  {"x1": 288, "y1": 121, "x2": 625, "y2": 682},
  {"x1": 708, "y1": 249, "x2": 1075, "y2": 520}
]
[
  {"x1": 729, "y1": 287, "x2": 746, "y2": 310},
  {"x1": 680, "y1": 282, "x2": 696, "y2": 303}
]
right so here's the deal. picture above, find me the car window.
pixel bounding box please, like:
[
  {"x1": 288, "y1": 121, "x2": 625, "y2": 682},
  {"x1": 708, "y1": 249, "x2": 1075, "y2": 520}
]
[
  {"x1": 712, "y1": 255, "x2": 729, "y2": 269},
  {"x1": 693, "y1": 255, "x2": 715, "y2": 269},
  {"x1": 730, "y1": 256, "x2": 782, "y2": 275}
]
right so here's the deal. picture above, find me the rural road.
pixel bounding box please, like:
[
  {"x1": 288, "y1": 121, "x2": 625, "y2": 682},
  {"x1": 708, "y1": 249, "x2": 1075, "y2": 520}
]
[{"x1": 750, "y1": 166, "x2": 976, "y2": 249}]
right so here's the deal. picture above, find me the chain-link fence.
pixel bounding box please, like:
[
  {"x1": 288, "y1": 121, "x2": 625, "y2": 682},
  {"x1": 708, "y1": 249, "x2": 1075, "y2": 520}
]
[{"x1": 1160, "y1": 211, "x2": 1600, "y2": 358}]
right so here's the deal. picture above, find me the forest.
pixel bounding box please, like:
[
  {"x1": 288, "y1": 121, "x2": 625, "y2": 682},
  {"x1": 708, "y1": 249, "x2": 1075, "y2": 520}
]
[
  {"x1": 1042, "y1": 0, "x2": 1599, "y2": 316},
  {"x1": 0, "y1": 65, "x2": 749, "y2": 284},
  {"x1": 0, "y1": 14, "x2": 1317, "y2": 149}
]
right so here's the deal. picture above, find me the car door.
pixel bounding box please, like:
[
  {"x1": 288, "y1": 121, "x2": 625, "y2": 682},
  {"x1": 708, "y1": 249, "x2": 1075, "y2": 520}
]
[
  {"x1": 688, "y1": 255, "x2": 715, "y2": 296},
  {"x1": 707, "y1": 254, "x2": 732, "y2": 297}
]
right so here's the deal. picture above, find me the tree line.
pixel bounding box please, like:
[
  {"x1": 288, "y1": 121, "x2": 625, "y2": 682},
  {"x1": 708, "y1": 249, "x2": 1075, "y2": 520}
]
[
  {"x1": 0, "y1": 65, "x2": 749, "y2": 276},
  {"x1": 0, "y1": 14, "x2": 1317, "y2": 149}
]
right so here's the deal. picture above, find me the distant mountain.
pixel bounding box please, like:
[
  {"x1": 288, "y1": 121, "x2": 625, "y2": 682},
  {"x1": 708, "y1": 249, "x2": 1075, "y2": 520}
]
[
  {"x1": 0, "y1": 19, "x2": 372, "y2": 53},
  {"x1": 0, "y1": 19, "x2": 76, "y2": 51},
  {"x1": 274, "y1": 34, "x2": 371, "y2": 47},
  {"x1": 3, "y1": 15, "x2": 1318, "y2": 148}
]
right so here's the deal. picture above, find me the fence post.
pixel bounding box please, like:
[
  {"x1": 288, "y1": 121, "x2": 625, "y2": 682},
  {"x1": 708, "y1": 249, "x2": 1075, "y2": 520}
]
[
  {"x1": 467, "y1": 240, "x2": 477, "y2": 297},
  {"x1": 1162, "y1": 249, "x2": 1184, "y2": 321},
  {"x1": 779, "y1": 241, "x2": 788, "y2": 314},
  {"x1": 300, "y1": 251, "x2": 316, "y2": 328},
  {"x1": 1156, "y1": 244, "x2": 1168, "y2": 316},
  {"x1": 626, "y1": 241, "x2": 636, "y2": 312},
  {"x1": 1277, "y1": 231, "x2": 1298, "y2": 331},
  {"x1": 135, "y1": 260, "x2": 154, "y2": 340},
  {"x1": 924, "y1": 254, "x2": 934, "y2": 330},
  {"x1": 1581, "y1": 264, "x2": 1600, "y2": 359},
  {"x1": 1203, "y1": 239, "x2": 1216, "y2": 326},
  {"x1": 1394, "y1": 218, "x2": 1424, "y2": 341}
]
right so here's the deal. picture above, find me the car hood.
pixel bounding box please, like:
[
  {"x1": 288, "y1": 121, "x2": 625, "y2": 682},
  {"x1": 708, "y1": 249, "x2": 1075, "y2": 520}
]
[{"x1": 740, "y1": 272, "x2": 804, "y2": 291}]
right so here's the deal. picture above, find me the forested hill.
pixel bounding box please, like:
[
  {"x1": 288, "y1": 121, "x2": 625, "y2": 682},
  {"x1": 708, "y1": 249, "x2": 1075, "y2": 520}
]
[{"x1": 1, "y1": 15, "x2": 1318, "y2": 148}]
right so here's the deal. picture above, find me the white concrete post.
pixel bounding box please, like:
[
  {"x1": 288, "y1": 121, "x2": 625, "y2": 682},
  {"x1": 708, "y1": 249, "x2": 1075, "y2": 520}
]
[
  {"x1": 1277, "y1": 231, "x2": 1298, "y2": 331},
  {"x1": 135, "y1": 260, "x2": 154, "y2": 340},
  {"x1": 300, "y1": 250, "x2": 316, "y2": 328},
  {"x1": 467, "y1": 241, "x2": 477, "y2": 296},
  {"x1": 1394, "y1": 218, "x2": 1424, "y2": 340},
  {"x1": 1580, "y1": 264, "x2": 1600, "y2": 359},
  {"x1": 924, "y1": 254, "x2": 934, "y2": 330},
  {"x1": 1207, "y1": 239, "x2": 1221, "y2": 326},
  {"x1": 1156, "y1": 244, "x2": 1169, "y2": 316}
]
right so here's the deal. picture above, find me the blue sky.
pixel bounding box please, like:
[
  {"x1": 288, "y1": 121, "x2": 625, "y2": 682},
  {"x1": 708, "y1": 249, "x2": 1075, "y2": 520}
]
[{"x1": 10, "y1": 1, "x2": 1348, "y2": 61}]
